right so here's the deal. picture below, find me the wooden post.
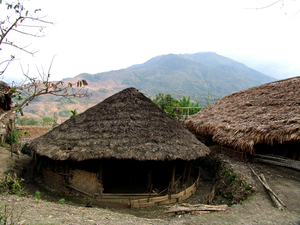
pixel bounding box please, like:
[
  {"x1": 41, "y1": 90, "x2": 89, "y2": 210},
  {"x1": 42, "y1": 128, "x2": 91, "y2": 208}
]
[
  {"x1": 148, "y1": 184, "x2": 153, "y2": 202},
  {"x1": 99, "y1": 163, "x2": 103, "y2": 184},
  {"x1": 170, "y1": 163, "x2": 176, "y2": 193},
  {"x1": 147, "y1": 168, "x2": 152, "y2": 193},
  {"x1": 187, "y1": 162, "x2": 192, "y2": 184},
  {"x1": 10, "y1": 119, "x2": 13, "y2": 158},
  {"x1": 181, "y1": 162, "x2": 187, "y2": 188},
  {"x1": 66, "y1": 162, "x2": 70, "y2": 183}
]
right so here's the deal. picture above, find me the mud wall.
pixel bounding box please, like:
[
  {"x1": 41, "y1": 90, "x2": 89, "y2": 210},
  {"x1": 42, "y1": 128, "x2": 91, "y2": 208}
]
[
  {"x1": 70, "y1": 169, "x2": 102, "y2": 195},
  {"x1": 42, "y1": 169, "x2": 69, "y2": 193}
]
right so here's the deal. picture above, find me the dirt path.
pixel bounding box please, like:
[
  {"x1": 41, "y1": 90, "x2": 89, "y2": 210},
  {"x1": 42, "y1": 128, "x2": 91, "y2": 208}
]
[{"x1": 1, "y1": 147, "x2": 300, "y2": 225}]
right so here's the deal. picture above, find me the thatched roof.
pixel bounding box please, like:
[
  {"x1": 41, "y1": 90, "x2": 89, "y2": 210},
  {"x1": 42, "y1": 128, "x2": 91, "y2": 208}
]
[
  {"x1": 29, "y1": 87, "x2": 210, "y2": 161},
  {"x1": 18, "y1": 126, "x2": 51, "y2": 141},
  {"x1": 0, "y1": 81, "x2": 13, "y2": 125},
  {"x1": 0, "y1": 81, "x2": 12, "y2": 110},
  {"x1": 185, "y1": 77, "x2": 300, "y2": 154}
]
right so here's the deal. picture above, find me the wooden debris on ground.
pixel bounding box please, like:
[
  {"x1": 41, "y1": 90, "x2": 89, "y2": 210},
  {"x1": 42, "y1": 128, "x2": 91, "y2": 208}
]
[
  {"x1": 259, "y1": 174, "x2": 285, "y2": 211},
  {"x1": 253, "y1": 154, "x2": 300, "y2": 171},
  {"x1": 205, "y1": 184, "x2": 216, "y2": 204},
  {"x1": 248, "y1": 164, "x2": 286, "y2": 211},
  {"x1": 164, "y1": 203, "x2": 228, "y2": 214}
]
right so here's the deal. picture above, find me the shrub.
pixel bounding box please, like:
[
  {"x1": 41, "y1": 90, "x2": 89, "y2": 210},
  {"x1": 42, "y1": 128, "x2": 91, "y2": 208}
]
[
  {"x1": 41, "y1": 117, "x2": 53, "y2": 126},
  {"x1": 35, "y1": 191, "x2": 41, "y2": 199},
  {"x1": 0, "y1": 173, "x2": 25, "y2": 196},
  {"x1": 5, "y1": 131, "x2": 20, "y2": 145},
  {"x1": 27, "y1": 118, "x2": 40, "y2": 126},
  {"x1": 59, "y1": 108, "x2": 72, "y2": 117},
  {"x1": 21, "y1": 144, "x2": 33, "y2": 157}
]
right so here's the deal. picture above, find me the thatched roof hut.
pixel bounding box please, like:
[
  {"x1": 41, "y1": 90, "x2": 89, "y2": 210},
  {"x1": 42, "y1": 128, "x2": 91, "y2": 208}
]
[
  {"x1": 17, "y1": 126, "x2": 51, "y2": 144},
  {"x1": 185, "y1": 77, "x2": 300, "y2": 157},
  {"x1": 29, "y1": 87, "x2": 210, "y2": 205},
  {"x1": 30, "y1": 87, "x2": 209, "y2": 161},
  {"x1": 0, "y1": 81, "x2": 12, "y2": 110},
  {"x1": 0, "y1": 81, "x2": 13, "y2": 126}
]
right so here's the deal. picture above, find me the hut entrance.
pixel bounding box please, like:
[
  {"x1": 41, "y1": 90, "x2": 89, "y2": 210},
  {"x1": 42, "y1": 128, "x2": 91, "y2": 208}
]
[
  {"x1": 102, "y1": 159, "x2": 148, "y2": 193},
  {"x1": 101, "y1": 159, "x2": 175, "y2": 194},
  {"x1": 254, "y1": 141, "x2": 300, "y2": 161},
  {"x1": 37, "y1": 156, "x2": 197, "y2": 200},
  {"x1": 68, "y1": 159, "x2": 186, "y2": 194}
]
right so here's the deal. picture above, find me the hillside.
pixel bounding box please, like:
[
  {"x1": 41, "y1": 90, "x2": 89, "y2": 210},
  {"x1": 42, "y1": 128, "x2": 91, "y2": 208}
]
[
  {"x1": 79, "y1": 52, "x2": 275, "y2": 103},
  {"x1": 20, "y1": 52, "x2": 276, "y2": 122}
]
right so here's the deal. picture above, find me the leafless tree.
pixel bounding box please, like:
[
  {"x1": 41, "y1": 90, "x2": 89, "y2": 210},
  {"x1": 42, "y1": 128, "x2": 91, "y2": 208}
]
[{"x1": 0, "y1": 1, "x2": 90, "y2": 122}]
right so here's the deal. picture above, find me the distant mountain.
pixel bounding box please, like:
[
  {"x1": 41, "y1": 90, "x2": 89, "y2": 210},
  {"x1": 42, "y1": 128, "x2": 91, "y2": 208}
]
[
  {"x1": 225, "y1": 53, "x2": 300, "y2": 80},
  {"x1": 21, "y1": 52, "x2": 277, "y2": 122},
  {"x1": 78, "y1": 52, "x2": 276, "y2": 105}
]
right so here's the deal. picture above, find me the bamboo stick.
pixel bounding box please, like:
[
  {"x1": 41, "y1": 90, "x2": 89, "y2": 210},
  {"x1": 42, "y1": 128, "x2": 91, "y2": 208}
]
[
  {"x1": 260, "y1": 174, "x2": 285, "y2": 211},
  {"x1": 248, "y1": 164, "x2": 286, "y2": 208},
  {"x1": 165, "y1": 203, "x2": 228, "y2": 213}
]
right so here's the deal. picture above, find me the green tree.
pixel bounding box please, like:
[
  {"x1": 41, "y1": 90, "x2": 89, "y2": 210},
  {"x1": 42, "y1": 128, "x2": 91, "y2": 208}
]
[
  {"x1": 27, "y1": 118, "x2": 40, "y2": 126},
  {"x1": 41, "y1": 117, "x2": 53, "y2": 126},
  {"x1": 19, "y1": 117, "x2": 28, "y2": 125},
  {"x1": 151, "y1": 93, "x2": 179, "y2": 118},
  {"x1": 70, "y1": 109, "x2": 78, "y2": 118},
  {"x1": 151, "y1": 93, "x2": 202, "y2": 119},
  {"x1": 178, "y1": 96, "x2": 201, "y2": 116}
]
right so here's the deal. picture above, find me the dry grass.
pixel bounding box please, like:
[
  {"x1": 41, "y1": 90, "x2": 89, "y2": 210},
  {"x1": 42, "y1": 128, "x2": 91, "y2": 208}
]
[
  {"x1": 185, "y1": 77, "x2": 300, "y2": 154},
  {"x1": 29, "y1": 87, "x2": 210, "y2": 161}
]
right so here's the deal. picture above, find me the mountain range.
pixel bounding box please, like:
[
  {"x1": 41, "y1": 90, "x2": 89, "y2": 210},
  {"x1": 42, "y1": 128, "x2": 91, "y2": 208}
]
[
  {"x1": 22, "y1": 52, "x2": 276, "y2": 122},
  {"x1": 76, "y1": 52, "x2": 275, "y2": 104}
]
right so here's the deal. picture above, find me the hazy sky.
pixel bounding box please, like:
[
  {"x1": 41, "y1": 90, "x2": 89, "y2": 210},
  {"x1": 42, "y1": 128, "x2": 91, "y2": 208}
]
[{"x1": 1, "y1": 0, "x2": 300, "y2": 83}]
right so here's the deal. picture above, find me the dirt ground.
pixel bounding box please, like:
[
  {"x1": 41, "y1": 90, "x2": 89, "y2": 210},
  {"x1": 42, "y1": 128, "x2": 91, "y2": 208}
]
[{"x1": 1, "y1": 146, "x2": 300, "y2": 225}]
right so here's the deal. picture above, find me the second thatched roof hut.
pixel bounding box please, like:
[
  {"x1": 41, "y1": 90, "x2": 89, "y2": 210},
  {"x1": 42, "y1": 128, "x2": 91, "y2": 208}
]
[
  {"x1": 185, "y1": 77, "x2": 300, "y2": 160},
  {"x1": 29, "y1": 87, "x2": 210, "y2": 206}
]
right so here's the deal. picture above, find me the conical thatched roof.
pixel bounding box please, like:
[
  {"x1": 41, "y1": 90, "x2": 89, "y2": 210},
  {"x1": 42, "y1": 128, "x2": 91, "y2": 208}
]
[
  {"x1": 29, "y1": 87, "x2": 210, "y2": 161},
  {"x1": 185, "y1": 77, "x2": 300, "y2": 154}
]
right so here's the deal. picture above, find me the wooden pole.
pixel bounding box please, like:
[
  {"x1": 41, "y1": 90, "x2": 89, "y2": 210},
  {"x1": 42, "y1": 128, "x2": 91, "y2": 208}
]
[
  {"x1": 260, "y1": 174, "x2": 285, "y2": 211},
  {"x1": 248, "y1": 164, "x2": 286, "y2": 208},
  {"x1": 148, "y1": 184, "x2": 153, "y2": 202},
  {"x1": 10, "y1": 119, "x2": 13, "y2": 158},
  {"x1": 147, "y1": 168, "x2": 152, "y2": 193},
  {"x1": 181, "y1": 162, "x2": 187, "y2": 188},
  {"x1": 181, "y1": 108, "x2": 183, "y2": 120},
  {"x1": 99, "y1": 164, "x2": 103, "y2": 184},
  {"x1": 170, "y1": 163, "x2": 176, "y2": 193},
  {"x1": 187, "y1": 162, "x2": 192, "y2": 184}
]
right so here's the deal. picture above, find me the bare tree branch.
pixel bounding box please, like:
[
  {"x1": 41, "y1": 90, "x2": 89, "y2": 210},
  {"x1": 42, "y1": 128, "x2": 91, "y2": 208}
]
[{"x1": 0, "y1": 1, "x2": 91, "y2": 124}]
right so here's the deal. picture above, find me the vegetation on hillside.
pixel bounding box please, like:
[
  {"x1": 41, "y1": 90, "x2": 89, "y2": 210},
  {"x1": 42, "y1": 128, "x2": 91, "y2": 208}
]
[
  {"x1": 78, "y1": 53, "x2": 275, "y2": 106},
  {"x1": 150, "y1": 93, "x2": 202, "y2": 119}
]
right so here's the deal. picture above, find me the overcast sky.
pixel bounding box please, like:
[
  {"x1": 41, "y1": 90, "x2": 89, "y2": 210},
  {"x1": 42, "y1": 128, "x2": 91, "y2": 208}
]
[{"x1": 1, "y1": 0, "x2": 300, "y2": 83}]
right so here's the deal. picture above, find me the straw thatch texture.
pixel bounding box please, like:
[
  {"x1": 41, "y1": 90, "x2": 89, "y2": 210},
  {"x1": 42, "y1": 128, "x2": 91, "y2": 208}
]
[
  {"x1": 0, "y1": 81, "x2": 12, "y2": 110},
  {"x1": 29, "y1": 87, "x2": 210, "y2": 161},
  {"x1": 18, "y1": 126, "x2": 51, "y2": 143},
  {"x1": 0, "y1": 81, "x2": 13, "y2": 125},
  {"x1": 185, "y1": 77, "x2": 300, "y2": 154}
]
